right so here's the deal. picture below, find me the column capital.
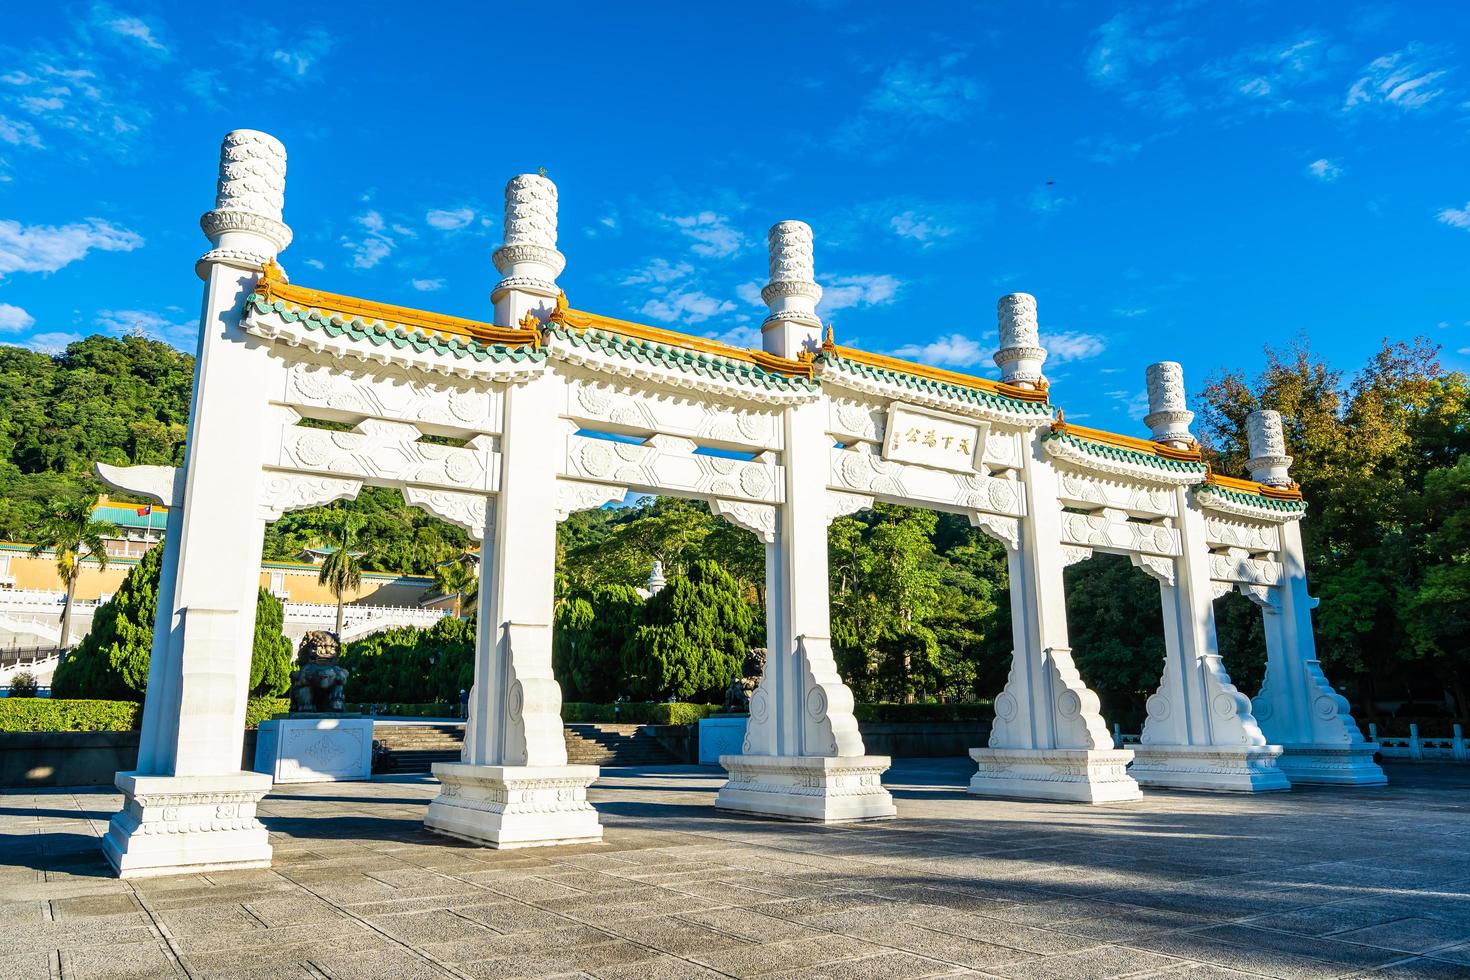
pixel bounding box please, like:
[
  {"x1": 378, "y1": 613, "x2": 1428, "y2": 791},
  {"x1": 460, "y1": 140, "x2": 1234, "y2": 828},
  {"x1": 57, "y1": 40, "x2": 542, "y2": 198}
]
[
  {"x1": 197, "y1": 129, "x2": 292, "y2": 279},
  {"x1": 1246, "y1": 410, "x2": 1293, "y2": 486},
  {"x1": 1144, "y1": 361, "x2": 1195, "y2": 447},
  {"x1": 994, "y1": 292, "x2": 1047, "y2": 388},
  {"x1": 761, "y1": 220, "x2": 823, "y2": 357}
]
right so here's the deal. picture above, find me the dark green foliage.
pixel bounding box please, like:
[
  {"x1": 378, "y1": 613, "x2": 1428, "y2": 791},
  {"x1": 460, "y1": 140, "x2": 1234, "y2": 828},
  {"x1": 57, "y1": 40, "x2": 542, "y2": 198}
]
[
  {"x1": 8, "y1": 672, "x2": 38, "y2": 697},
  {"x1": 342, "y1": 615, "x2": 475, "y2": 704},
  {"x1": 251, "y1": 590, "x2": 293, "y2": 697},
  {"x1": 852, "y1": 701, "x2": 994, "y2": 722},
  {"x1": 1213, "y1": 591, "x2": 1267, "y2": 696},
  {"x1": 562, "y1": 702, "x2": 718, "y2": 724},
  {"x1": 624, "y1": 561, "x2": 754, "y2": 702},
  {"x1": 0, "y1": 698, "x2": 141, "y2": 731},
  {"x1": 51, "y1": 547, "x2": 293, "y2": 702},
  {"x1": 244, "y1": 697, "x2": 291, "y2": 729},
  {"x1": 263, "y1": 487, "x2": 472, "y2": 576},
  {"x1": 1404, "y1": 456, "x2": 1470, "y2": 716},
  {"x1": 554, "y1": 585, "x2": 644, "y2": 702},
  {"x1": 1063, "y1": 553, "x2": 1166, "y2": 732}
]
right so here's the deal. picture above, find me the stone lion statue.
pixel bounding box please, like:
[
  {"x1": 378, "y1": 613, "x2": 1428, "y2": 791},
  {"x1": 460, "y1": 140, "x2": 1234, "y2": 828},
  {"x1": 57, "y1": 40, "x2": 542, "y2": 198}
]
[
  {"x1": 722, "y1": 647, "x2": 767, "y2": 713},
  {"x1": 290, "y1": 630, "x2": 349, "y2": 713}
]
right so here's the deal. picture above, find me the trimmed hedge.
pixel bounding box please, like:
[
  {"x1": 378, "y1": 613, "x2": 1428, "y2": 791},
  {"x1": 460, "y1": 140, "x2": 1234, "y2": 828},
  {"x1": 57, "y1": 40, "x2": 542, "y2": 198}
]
[
  {"x1": 563, "y1": 702, "x2": 719, "y2": 725},
  {"x1": 245, "y1": 697, "x2": 292, "y2": 729},
  {"x1": 0, "y1": 699, "x2": 141, "y2": 732},
  {"x1": 854, "y1": 702, "x2": 993, "y2": 723}
]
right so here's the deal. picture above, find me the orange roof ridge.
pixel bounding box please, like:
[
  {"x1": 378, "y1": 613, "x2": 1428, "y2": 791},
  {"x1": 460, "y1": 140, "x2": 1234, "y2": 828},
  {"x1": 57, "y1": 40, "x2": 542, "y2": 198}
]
[
  {"x1": 548, "y1": 301, "x2": 815, "y2": 378},
  {"x1": 822, "y1": 342, "x2": 1049, "y2": 404},
  {"x1": 256, "y1": 263, "x2": 540, "y2": 347},
  {"x1": 1054, "y1": 420, "x2": 1205, "y2": 462},
  {"x1": 1206, "y1": 472, "x2": 1303, "y2": 500}
]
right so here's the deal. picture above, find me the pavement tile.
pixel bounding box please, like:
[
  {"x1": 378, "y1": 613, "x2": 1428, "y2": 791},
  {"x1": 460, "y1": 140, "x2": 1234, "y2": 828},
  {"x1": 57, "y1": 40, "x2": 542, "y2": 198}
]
[
  {"x1": 692, "y1": 933, "x2": 889, "y2": 978},
  {"x1": 846, "y1": 922, "x2": 1038, "y2": 970},
  {"x1": 678, "y1": 905, "x2": 827, "y2": 942},
  {"x1": 598, "y1": 914, "x2": 753, "y2": 955},
  {"x1": 0, "y1": 952, "x2": 55, "y2": 980},
  {"x1": 761, "y1": 951, "x2": 970, "y2": 979},
  {"x1": 920, "y1": 912, "x2": 1101, "y2": 954},
  {"x1": 60, "y1": 940, "x2": 183, "y2": 980},
  {"x1": 1333, "y1": 919, "x2": 1470, "y2": 954}
]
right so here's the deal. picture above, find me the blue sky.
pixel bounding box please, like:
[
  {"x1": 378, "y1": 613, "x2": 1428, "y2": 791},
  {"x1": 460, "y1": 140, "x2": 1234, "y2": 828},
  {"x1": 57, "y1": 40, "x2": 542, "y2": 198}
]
[{"x1": 2, "y1": 1, "x2": 1467, "y2": 433}]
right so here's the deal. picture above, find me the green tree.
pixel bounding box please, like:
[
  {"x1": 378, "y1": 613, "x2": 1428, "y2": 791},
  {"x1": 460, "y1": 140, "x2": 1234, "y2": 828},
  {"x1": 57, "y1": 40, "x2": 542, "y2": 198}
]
[
  {"x1": 1064, "y1": 553, "x2": 1166, "y2": 731},
  {"x1": 30, "y1": 496, "x2": 117, "y2": 651},
  {"x1": 553, "y1": 585, "x2": 644, "y2": 702},
  {"x1": 250, "y1": 589, "x2": 294, "y2": 697},
  {"x1": 318, "y1": 509, "x2": 365, "y2": 637},
  {"x1": 625, "y1": 560, "x2": 753, "y2": 701},
  {"x1": 342, "y1": 615, "x2": 476, "y2": 704},
  {"x1": 432, "y1": 555, "x2": 479, "y2": 619},
  {"x1": 1404, "y1": 456, "x2": 1470, "y2": 719}
]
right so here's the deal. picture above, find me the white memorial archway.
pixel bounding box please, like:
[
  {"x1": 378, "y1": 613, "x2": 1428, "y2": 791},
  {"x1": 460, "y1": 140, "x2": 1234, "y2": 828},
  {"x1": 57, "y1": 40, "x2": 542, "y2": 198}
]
[{"x1": 95, "y1": 130, "x2": 1385, "y2": 878}]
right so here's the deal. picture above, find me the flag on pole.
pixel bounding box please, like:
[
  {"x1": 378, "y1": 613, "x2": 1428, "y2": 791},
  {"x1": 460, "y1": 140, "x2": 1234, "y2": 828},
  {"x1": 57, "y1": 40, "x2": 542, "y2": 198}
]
[{"x1": 136, "y1": 505, "x2": 152, "y2": 517}]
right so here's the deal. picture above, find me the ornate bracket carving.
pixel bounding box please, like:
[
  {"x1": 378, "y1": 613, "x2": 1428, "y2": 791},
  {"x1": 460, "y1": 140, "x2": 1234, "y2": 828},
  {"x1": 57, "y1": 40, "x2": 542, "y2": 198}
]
[
  {"x1": 710, "y1": 499, "x2": 777, "y2": 544},
  {"x1": 1130, "y1": 552, "x2": 1176, "y2": 587},
  {"x1": 825, "y1": 490, "x2": 874, "y2": 525},
  {"x1": 404, "y1": 487, "x2": 492, "y2": 541},
  {"x1": 257, "y1": 472, "x2": 362, "y2": 521},
  {"x1": 554, "y1": 479, "x2": 627, "y2": 522},
  {"x1": 969, "y1": 512, "x2": 1019, "y2": 551},
  {"x1": 95, "y1": 463, "x2": 185, "y2": 509}
]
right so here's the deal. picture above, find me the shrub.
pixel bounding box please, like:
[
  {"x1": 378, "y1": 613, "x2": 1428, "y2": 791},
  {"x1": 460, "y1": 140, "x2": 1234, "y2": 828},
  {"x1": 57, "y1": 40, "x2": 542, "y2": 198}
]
[
  {"x1": 0, "y1": 698, "x2": 141, "y2": 731},
  {"x1": 624, "y1": 561, "x2": 753, "y2": 702},
  {"x1": 342, "y1": 616, "x2": 475, "y2": 704},
  {"x1": 562, "y1": 701, "x2": 719, "y2": 725},
  {"x1": 8, "y1": 671, "x2": 39, "y2": 697},
  {"x1": 853, "y1": 701, "x2": 994, "y2": 723},
  {"x1": 554, "y1": 584, "x2": 644, "y2": 702},
  {"x1": 244, "y1": 697, "x2": 291, "y2": 729},
  {"x1": 250, "y1": 590, "x2": 293, "y2": 697}
]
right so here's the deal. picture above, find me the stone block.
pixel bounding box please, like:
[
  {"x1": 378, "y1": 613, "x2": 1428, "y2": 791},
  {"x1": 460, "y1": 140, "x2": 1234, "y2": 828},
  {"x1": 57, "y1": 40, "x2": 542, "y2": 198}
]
[
  {"x1": 715, "y1": 754, "x2": 896, "y2": 821},
  {"x1": 102, "y1": 770, "x2": 273, "y2": 878},
  {"x1": 425, "y1": 762, "x2": 602, "y2": 848},
  {"x1": 1130, "y1": 743, "x2": 1291, "y2": 792},
  {"x1": 697, "y1": 715, "x2": 747, "y2": 765},
  {"x1": 968, "y1": 747, "x2": 1142, "y2": 804},
  {"x1": 1275, "y1": 742, "x2": 1388, "y2": 785},
  {"x1": 254, "y1": 715, "x2": 373, "y2": 783}
]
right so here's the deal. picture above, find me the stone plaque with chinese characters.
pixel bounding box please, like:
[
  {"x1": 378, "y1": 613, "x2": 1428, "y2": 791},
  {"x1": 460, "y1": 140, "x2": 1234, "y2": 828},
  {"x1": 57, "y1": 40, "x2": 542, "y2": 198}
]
[{"x1": 883, "y1": 404, "x2": 989, "y2": 474}]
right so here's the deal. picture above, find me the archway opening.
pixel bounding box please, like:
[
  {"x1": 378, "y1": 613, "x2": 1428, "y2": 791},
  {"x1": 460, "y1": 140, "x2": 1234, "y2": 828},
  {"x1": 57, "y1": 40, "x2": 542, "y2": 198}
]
[{"x1": 1064, "y1": 551, "x2": 1165, "y2": 735}]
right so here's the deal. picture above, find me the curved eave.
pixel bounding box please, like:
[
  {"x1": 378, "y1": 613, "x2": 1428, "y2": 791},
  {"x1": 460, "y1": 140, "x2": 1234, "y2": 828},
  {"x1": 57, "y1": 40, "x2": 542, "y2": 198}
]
[
  {"x1": 815, "y1": 352, "x2": 1052, "y2": 426},
  {"x1": 242, "y1": 294, "x2": 547, "y2": 381},
  {"x1": 1196, "y1": 483, "x2": 1307, "y2": 522},
  {"x1": 1043, "y1": 430, "x2": 1208, "y2": 486},
  {"x1": 544, "y1": 325, "x2": 822, "y2": 404}
]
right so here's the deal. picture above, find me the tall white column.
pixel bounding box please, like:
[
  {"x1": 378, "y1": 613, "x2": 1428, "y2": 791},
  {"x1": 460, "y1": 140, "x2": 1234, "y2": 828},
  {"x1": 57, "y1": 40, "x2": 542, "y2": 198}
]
[
  {"x1": 103, "y1": 130, "x2": 292, "y2": 877},
  {"x1": 1246, "y1": 410, "x2": 1384, "y2": 785},
  {"x1": 716, "y1": 222, "x2": 894, "y2": 822},
  {"x1": 970, "y1": 296, "x2": 1139, "y2": 804},
  {"x1": 1131, "y1": 364, "x2": 1288, "y2": 791},
  {"x1": 424, "y1": 175, "x2": 602, "y2": 847},
  {"x1": 491, "y1": 174, "x2": 565, "y2": 329}
]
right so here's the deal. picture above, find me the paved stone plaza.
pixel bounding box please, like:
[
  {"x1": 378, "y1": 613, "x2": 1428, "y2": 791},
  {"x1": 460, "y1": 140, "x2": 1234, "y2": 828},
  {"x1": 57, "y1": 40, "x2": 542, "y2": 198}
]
[{"x1": 3, "y1": 760, "x2": 1468, "y2": 980}]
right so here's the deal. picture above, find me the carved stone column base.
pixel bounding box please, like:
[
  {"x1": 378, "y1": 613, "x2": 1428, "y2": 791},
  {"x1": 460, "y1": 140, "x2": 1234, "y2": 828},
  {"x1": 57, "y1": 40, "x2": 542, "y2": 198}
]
[
  {"x1": 1131, "y1": 744, "x2": 1291, "y2": 793},
  {"x1": 1275, "y1": 743, "x2": 1387, "y2": 786},
  {"x1": 103, "y1": 771, "x2": 273, "y2": 878},
  {"x1": 716, "y1": 755, "x2": 896, "y2": 822},
  {"x1": 968, "y1": 748, "x2": 1143, "y2": 804},
  {"x1": 425, "y1": 763, "x2": 603, "y2": 848}
]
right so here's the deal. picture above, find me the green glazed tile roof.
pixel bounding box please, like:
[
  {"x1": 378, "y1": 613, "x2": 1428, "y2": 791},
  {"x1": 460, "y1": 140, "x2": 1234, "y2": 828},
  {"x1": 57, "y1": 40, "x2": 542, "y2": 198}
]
[
  {"x1": 816, "y1": 350, "x2": 1050, "y2": 415},
  {"x1": 1043, "y1": 428, "x2": 1210, "y2": 475},
  {"x1": 1200, "y1": 483, "x2": 1308, "y2": 513},
  {"x1": 547, "y1": 324, "x2": 820, "y2": 392},
  {"x1": 245, "y1": 293, "x2": 547, "y2": 365}
]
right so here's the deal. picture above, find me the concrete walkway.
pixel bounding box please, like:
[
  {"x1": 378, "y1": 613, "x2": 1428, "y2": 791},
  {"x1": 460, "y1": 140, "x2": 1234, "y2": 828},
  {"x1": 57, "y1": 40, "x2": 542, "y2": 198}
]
[{"x1": 2, "y1": 760, "x2": 1468, "y2": 979}]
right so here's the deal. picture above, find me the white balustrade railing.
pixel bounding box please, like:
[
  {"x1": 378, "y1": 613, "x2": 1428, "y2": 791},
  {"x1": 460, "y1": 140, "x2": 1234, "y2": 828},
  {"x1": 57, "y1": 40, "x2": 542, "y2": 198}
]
[{"x1": 1113, "y1": 721, "x2": 1470, "y2": 763}]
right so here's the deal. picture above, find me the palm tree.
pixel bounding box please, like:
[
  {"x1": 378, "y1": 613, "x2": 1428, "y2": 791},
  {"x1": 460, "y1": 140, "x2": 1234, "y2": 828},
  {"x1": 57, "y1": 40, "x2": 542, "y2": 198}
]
[
  {"x1": 432, "y1": 555, "x2": 479, "y2": 619},
  {"x1": 317, "y1": 510, "x2": 364, "y2": 638},
  {"x1": 30, "y1": 497, "x2": 118, "y2": 652}
]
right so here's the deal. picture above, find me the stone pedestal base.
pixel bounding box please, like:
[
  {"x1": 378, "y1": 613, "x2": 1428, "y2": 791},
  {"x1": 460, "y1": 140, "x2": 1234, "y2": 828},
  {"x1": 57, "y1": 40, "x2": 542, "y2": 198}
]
[
  {"x1": 103, "y1": 771, "x2": 273, "y2": 878},
  {"x1": 716, "y1": 755, "x2": 896, "y2": 821},
  {"x1": 1276, "y1": 742, "x2": 1387, "y2": 785},
  {"x1": 425, "y1": 762, "x2": 602, "y2": 848},
  {"x1": 968, "y1": 747, "x2": 1143, "y2": 804},
  {"x1": 1131, "y1": 743, "x2": 1291, "y2": 793},
  {"x1": 253, "y1": 715, "x2": 373, "y2": 783}
]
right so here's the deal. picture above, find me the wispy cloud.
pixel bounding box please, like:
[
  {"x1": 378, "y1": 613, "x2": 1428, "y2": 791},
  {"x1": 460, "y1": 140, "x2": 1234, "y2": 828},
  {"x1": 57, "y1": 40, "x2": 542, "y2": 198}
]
[
  {"x1": 27, "y1": 331, "x2": 83, "y2": 353},
  {"x1": 1107, "y1": 388, "x2": 1151, "y2": 420},
  {"x1": 1306, "y1": 158, "x2": 1343, "y2": 181},
  {"x1": 0, "y1": 217, "x2": 142, "y2": 275},
  {"x1": 0, "y1": 114, "x2": 42, "y2": 149},
  {"x1": 890, "y1": 209, "x2": 960, "y2": 246},
  {"x1": 426, "y1": 207, "x2": 475, "y2": 231},
  {"x1": 1345, "y1": 45, "x2": 1449, "y2": 112},
  {"x1": 1437, "y1": 202, "x2": 1470, "y2": 230},
  {"x1": 0, "y1": 302, "x2": 35, "y2": 331},
  {"x1": 411, "y1": 278, "x2": 444, "y2": 292},
  {"x1": 819, "y1": 274, "x2": 901, "y2": 314},
  {"x1": 662, "y1": 212, "x2": 746, "y2": 258},
  {"x1": 1042, "y1": 330, "x2": 1106, "y2": 364},
  {"x1": 887, "y1": 333, "x2": 987, "y2": 367},
  {"x1": 92, "y1": 6, "x2": 168, "y2": 55},
  {"x1": 866, "y1": 55, "x2": 983, "y2": 123},
  {"x1": 96, "y1": 308, "x2": 194, "y2": 348},
  {"x1": 641, "y1": 288, "x2": 736, "y2": 324},
  {"x1": 268, "y1": 28, "x2": 333, "y2": 79},
  {"x1": 342, "y1": 210, "x2": 397, "y2": 269},
  {"x1": 1087, "y1": 12, "x2": 1182, "y2": 88},
  {"x1": 1078, "y1": 134, "x2": 1142, "y2": 164},
  {"x1": 622, "y1": 258, "x2": 694, "y2": 286}
]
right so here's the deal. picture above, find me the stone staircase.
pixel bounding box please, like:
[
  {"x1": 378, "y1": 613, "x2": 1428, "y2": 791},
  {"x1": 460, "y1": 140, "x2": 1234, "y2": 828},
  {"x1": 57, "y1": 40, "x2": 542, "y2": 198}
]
[{"x1": 372, "y1": 722, "x2": 679, "y2": 773}]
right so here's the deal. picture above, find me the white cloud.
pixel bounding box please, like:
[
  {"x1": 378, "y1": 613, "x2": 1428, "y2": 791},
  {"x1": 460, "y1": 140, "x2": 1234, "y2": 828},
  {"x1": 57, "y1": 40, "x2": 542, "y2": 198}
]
[
  {"x1": 1306, "y1": 158, "x2": 1342, "y2": 182},
  {"x1": 1041, "y1": 330, "x2": 1106, "y2": 364},
  {"x1": 96, "y1": 8, "x2": 168, "y2": 54},
  {"x1": 705, "y1": 324, "x2": 762, "y2": 348},
  {"x1": 342, "y1": 211, "x2": 395, "y2": 269},
  {"x1": 1079, "y1": 134, "x2": 1142, "y2": 164},
  {"x1": 411, "y1": 278, "x2": 445, "y2": 292},
  {"x1": 1107, "y1": 388, "x2": 1151, "y2": 421},
  {"x1": 818, "y1": 274, "x2": 901, "y2": 314},
  {"x1": 866, "y1": 55, "x2": 982, "y2": 122},
  {"x1": 0, "y1": 302, "x2": 34, "y2": 331},
  {"x1": 0, "y1": 217, "x2": 142, "y2": 275},
  {"x1": 1437, "y1": 203, "x2": 1470, "y2": 230},
  {"x1": 887, "y1": 333, "x2": 987, "y2": 367},
  {"x1": 426, "y1": 207, "x2": 474, "y2": 230},
  {"x1": 0, "y1": 114, "x2": 42, "y2": 148},
  {"x1": 303, "y1": 258, "x2": 325, "y2": 270},
  {"x1": 1029, "y1": 188, "x2": 1074, "y2": 214},
  {"x1": 1345, "y1": 46, "x2": 1449, "y2": 112},
  {"x1": 95, "y1": 308, "x2": 194, "y2": 348},
  {"x1": 640, "y1": 288, "x2": 736, "y2": 325},
  {"x1": 663, "y1": 211, "x2": 746, "y2": 258},
  {"x1": 735, "y1": 281, "x2": 763, "y2": 307},
  {"x1": 890, "y1": 209, "x2": 959, "y2": 246},
  {"x1": 622, "y1": 258, "x2": 693, "y2": 286},
  {"x1": 268, "y1": 29, "x2": 332, "y2": 79},
  {"x1": 1087, "y1": 13, "x2": 1179, "y2": 87},
  {"x1": 1112, "y1": 307, "x2": 1149, "y2": 318},
  {"x1": 26, "y1": 331, "x2": 82, "y2": 353}
]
